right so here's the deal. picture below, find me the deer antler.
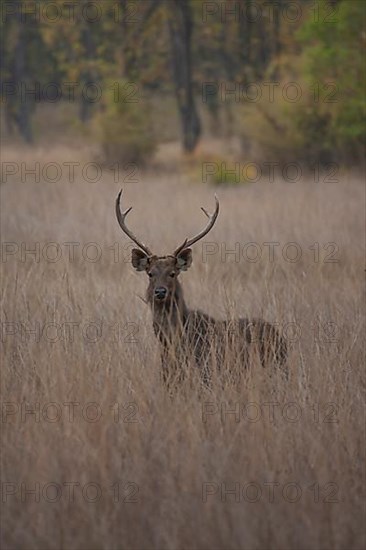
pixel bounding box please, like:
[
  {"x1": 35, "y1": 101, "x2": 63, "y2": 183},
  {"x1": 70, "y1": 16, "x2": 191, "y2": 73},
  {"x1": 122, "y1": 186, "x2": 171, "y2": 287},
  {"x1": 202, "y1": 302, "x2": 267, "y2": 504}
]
[
  {"x1": 115, "y1": 189, "x2": 153, "y2": 256},
  {"x1": 174, "y1": 195, "x2": 219, "y2": 256}
]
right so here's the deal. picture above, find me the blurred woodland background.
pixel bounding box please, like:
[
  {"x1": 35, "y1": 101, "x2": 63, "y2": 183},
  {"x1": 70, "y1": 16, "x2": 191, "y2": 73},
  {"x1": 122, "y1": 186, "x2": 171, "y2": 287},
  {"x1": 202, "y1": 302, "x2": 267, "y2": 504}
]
[{"x1": 1, "y1": 0, "x2": 365, "y2": 170}]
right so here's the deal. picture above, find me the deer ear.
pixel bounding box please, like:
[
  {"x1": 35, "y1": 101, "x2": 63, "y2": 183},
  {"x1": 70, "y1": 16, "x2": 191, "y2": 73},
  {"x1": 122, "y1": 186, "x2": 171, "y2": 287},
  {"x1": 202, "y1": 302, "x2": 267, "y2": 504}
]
[
  {"x1": 176, "y1": 248, "x2": 192, "y2": 271},
  {"x1": 131, "y1": 248, "x2": 149, "y2": 271}
]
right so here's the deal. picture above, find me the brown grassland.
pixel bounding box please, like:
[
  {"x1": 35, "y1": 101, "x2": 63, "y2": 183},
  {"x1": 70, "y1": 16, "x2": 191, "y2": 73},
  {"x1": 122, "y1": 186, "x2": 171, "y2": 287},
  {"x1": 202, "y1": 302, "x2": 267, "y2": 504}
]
[{"x1": 1, "y1": 144, "x2": 365, "y2": 550}]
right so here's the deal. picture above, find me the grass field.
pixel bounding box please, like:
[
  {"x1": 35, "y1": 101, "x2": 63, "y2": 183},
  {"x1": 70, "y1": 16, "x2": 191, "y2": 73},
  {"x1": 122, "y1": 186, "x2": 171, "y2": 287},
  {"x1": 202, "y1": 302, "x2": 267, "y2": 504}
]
[{"x1": 1, "y1": 143, "x2": 365, "y2": 550}]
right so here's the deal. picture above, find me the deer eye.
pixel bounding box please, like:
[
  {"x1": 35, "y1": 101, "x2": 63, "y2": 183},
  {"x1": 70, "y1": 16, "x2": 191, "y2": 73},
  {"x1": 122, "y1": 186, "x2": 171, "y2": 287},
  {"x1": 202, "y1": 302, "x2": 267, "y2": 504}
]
[
  {"x1": 169, "y1": 272, "x2": 176, "y2": 278},
  {"x1": 148, "y1": 272, "x2": 152, "y2": 278}
]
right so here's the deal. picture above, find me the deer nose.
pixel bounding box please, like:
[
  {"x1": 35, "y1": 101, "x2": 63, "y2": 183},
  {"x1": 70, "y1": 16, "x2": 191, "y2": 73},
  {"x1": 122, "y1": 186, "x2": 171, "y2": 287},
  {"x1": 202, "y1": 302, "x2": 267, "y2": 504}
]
[{"x1": 154, "y1": 287, "x2": 167, "y2": 300}]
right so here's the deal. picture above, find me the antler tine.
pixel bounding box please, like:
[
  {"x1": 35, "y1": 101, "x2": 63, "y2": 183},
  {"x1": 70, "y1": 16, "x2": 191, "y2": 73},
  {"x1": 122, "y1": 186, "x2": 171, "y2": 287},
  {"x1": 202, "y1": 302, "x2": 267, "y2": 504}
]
[
  {"x1": 115, "y1": 189, "x2": 153, "y2": 256},
  {"x1": 174, "y1": 195, "x2": 219, "y2": 256}
]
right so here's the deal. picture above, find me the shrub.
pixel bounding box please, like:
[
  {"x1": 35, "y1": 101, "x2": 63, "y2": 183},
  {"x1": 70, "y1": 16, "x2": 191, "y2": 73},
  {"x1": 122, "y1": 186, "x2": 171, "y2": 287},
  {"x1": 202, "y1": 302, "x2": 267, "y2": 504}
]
[
  {"x1": 297, "y1": 0, "x2": 365, "y2": 164},
  {"x1": 208, "y1": 156, "x2": 254, "y2": 186},
  {"x1": 238, "y1": 1, "x2": 365, "y2": 167},
  {"x1": 239, "y1": 85, "x2": 337, "y2": 167},
  {"x1": 93, "y1": 80, "x2": 156, "y2": 166},
  {"x1": 184, "y1": 152, "x2": 253, "y2": 187}
]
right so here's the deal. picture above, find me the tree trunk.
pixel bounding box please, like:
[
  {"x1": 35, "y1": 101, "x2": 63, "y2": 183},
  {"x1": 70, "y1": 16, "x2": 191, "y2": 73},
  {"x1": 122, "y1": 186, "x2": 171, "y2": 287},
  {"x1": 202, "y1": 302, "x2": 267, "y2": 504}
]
[
  {"x1": 238, "y1": 0, "x2": 253, "y2": 81},
  {"x1": 272, "y1": 0, "x2": 282, "y2": 79},
  {"x1": 79, "y1": 22, "x2": 96, "y2": 123},
  {"x1": 168, "y1": 0, "x2": 201, "y2": 153},
  {"x1": 13, "y1": 17, "x2": 33, "y2": 143}
]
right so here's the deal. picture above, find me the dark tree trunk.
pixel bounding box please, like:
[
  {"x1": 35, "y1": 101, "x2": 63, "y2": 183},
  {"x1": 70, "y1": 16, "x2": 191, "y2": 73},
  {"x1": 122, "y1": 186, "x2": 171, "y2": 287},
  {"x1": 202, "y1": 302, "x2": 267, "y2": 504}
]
[
  {"x1": 13, "y1": 17, "x2": 33, "y2": 143},
  {"x1": 238, "y1": 0, "x2": 253, "y2": 80},
  {"x1": 118, "y1": 0, "x2": 136, "y2": 79},
  {"x1": 273, "y1": 0, "x2": 282, "y2": 57},
  {"x1": 257, "y1": 7, "x2": 271, "y2": 77},
  {"x1": 79, "y1": 22, "x2": 97, "y2": 123},
  {"x1": 272, "y1": 0, "x2": 282, "y2": 79},
  {"x1": 168, "y1": 0, "x2": 201, "y2": 153},
  {"x1": 120, "y1": 0, "x2": 161, "y2": 79}
]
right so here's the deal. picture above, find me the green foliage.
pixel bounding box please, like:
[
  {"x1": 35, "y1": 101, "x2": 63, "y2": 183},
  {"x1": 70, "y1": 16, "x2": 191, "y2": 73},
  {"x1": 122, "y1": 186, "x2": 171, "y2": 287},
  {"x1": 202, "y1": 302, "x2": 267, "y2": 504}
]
[
  {"x1": 239, "y1": 1, "x2": 365, "y2": 165},
  {"x1": 296, "y1": 0, "x2": 366, "y2": 162},
  {"x1": 208, "y1": 157, "x2": 253, "y2": 186},
  {"x1": 2, "y1": 0, "x2": 364, "y2": 165},
  {"x1": 184, "y1": 152, "x2": 253, "y2": 187},
  {"x1": 93, "y1": 80, "x2": 157, "y2": 166}
]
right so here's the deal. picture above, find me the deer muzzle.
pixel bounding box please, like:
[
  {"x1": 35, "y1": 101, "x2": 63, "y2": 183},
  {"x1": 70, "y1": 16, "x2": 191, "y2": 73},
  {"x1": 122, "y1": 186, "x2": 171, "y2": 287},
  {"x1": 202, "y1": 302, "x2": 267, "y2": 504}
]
[{"x1": 154, "y1": 287, "x2": 168, "y2": 301}]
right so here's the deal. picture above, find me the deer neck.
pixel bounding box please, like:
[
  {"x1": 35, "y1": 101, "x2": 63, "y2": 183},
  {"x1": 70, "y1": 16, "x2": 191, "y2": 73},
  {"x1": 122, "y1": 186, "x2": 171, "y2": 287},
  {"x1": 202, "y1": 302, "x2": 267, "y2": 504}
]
[{"x1": 149, "y1": 281, "x2": 188, "y2": 340}]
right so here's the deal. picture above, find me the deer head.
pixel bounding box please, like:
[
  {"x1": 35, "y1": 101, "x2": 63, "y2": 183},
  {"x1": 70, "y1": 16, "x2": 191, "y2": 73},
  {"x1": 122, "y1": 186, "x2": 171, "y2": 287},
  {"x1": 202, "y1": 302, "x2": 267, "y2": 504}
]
[{"x1": 115, "y1": 189, "x2": 219, "y2": 306}]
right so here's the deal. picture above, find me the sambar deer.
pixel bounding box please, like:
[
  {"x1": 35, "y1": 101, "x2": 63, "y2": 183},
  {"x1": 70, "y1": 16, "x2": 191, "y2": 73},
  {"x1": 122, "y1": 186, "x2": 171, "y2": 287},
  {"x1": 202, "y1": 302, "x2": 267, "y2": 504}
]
[{"x1": 116, "y1": 190, "x2": 287, "y2": 386}]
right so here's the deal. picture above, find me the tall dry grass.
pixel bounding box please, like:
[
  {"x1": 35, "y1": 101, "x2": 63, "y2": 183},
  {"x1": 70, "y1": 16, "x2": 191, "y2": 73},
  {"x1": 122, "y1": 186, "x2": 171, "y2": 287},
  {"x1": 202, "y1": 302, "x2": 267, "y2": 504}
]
[{"x1": 0, "y1": 144, "x2": 365, "y2": 550}]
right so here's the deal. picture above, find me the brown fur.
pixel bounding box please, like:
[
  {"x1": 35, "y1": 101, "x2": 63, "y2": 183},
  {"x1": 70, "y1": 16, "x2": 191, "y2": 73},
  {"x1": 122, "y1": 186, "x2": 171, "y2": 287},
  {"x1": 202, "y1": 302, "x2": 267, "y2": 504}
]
[{"x1": 132, "y1": 249, "x2": 287, "y2": 387}]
